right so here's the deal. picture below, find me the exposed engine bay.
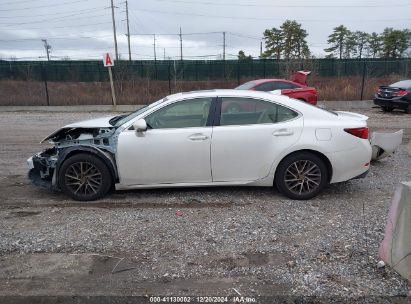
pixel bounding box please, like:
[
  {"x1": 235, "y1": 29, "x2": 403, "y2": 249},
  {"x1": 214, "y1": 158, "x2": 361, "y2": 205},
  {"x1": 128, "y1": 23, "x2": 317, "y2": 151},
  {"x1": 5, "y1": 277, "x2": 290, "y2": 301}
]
[{"x1": 28, "y1": 125, "x2": 119, "y2": 190}]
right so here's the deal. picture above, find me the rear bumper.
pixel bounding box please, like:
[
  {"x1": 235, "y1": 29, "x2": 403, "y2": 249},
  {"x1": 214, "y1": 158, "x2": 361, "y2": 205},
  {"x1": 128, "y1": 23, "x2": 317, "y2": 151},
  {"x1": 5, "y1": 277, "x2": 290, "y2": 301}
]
[
  {"x1": 374, "y1": 98, "x2": 409, "y2": 109},
  {"x1": 326, "y1": 140, "x2": 372, "y2": 183},
  {"x1": 349, "y1": 168, "x2": 369, "y2": 180}
]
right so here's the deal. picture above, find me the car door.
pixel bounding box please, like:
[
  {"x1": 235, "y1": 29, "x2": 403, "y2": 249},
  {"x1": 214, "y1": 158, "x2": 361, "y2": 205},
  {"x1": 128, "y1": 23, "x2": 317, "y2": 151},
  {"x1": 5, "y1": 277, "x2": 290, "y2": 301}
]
[
  {"x1": 211, "y1": 97, "x2": 303, "y2": 182},
  {"x1": 116, "y1": 97, "x2": 214, "y2": 186}
]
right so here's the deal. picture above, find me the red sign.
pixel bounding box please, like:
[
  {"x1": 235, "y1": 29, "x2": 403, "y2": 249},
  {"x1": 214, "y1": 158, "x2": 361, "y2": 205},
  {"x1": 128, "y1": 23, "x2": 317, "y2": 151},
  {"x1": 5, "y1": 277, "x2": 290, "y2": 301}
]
[{"x1": 103, "y1": 53, "x2": 114, "y2": 67}]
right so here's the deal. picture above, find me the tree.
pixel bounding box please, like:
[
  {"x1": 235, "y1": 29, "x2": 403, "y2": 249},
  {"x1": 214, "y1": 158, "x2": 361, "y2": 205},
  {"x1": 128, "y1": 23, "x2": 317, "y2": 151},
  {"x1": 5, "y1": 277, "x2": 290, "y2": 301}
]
[
  {"x1": 344, "y1": 31, "x2": 358, "y2": 58},
  {"x1": 262, "y1": 27, "x2": 283, "y2": 59},
  {"x1": 367, "y1": 32, "x2": 382, "y2": 58},
  {"x1": 238, "y1": 50, "x2": 252, "y2": 61},
  {"x1": 280, "y1": 20, "x2": 310, "y2": 59},
  {"x1": 353, "y1": 31, "x2": 370, "y2": 59},
  {"x1": 262, "y1": 20, "x2": 310, "y2": 59},
  {"x1": 381, "y1": 28, "x2": 411, "y2": 58},
  {"x1": 324, "y1": 25, "x2": 351, "y2": 59}
]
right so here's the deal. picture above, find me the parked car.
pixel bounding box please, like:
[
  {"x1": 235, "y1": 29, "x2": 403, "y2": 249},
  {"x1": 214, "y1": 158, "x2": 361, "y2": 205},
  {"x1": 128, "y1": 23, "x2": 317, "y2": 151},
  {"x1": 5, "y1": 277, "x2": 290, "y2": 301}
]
[
  {"x1": 235, "y1": 71, "x2": 318, "y2": 105},
  {"x1": 374, "y1": 79, "x2": 411, "y2": 113},
  {"x1": 28, "y1": 90, "x2": 371, "y2": 201}
]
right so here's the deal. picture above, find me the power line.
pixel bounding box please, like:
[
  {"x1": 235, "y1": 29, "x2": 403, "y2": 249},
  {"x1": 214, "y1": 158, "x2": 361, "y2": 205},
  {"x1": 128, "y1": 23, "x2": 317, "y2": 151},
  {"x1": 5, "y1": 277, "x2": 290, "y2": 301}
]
[
  {"x1": 146, "y1": 0, "x2": 411, "y2": 8},
  {"x1": 0, "y1": 0, "x2": 90, "y2": 12},
  {"x1": 0, "y1": 7, "x2": 106, "y2": 19},
  {"x1": 0, "y1": 35, "x2": 113, "y2": 42},
  {"x1": 132, "y1": 8, "x2": 411, "y2": 22},
  {"x1": 3, "y1": 21, "x2": 112, "y2": 30},
  {"x1": 0, "y1": 12, "x2": 110, "y2": 26},
  {"x1": 130, "y1": 31, "x2": 223, "y2": 36}
]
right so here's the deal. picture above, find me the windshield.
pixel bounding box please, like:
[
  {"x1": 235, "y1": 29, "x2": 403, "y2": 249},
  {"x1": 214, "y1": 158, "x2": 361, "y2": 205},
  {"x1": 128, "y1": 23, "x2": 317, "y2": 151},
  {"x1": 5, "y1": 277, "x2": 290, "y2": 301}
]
[
  {"x1": 390, "y1": 80, "x2": 411, "y2": 90},
  {"x1": 235, "y1": 81, "x2": 257, "y2": 90},
  {"x1": 113, "y1": 97, "x2": 168, "y2": 127}
]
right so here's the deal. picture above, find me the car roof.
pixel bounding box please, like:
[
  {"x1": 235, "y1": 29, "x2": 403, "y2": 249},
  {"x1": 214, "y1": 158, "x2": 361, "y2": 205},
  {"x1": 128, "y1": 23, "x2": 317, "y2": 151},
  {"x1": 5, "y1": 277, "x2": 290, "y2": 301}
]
[
  {"x1": 249, "y1": 79, "x2": 297, "y2": 84},
  {"x1": 166, "y1": 89, "x2": 281, "y2": 100}
]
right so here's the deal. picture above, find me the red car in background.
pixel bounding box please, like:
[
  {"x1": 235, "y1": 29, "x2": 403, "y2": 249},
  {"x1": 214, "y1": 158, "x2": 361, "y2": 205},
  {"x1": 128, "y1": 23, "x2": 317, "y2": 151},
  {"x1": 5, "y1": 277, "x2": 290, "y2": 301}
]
[{"x1": 235, "y1": 71, "x2": 318, "y2": 105}]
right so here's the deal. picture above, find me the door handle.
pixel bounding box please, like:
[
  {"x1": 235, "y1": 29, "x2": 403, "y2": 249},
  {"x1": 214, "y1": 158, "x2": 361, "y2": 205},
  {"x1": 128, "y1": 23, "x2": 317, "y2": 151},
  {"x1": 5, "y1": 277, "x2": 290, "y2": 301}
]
[
  {"x1": 272, "y1": 129, "x2": 294, "y2": 136},
  {"x1": 188, "y1": 133, "x2": 209, "y2": 141}
]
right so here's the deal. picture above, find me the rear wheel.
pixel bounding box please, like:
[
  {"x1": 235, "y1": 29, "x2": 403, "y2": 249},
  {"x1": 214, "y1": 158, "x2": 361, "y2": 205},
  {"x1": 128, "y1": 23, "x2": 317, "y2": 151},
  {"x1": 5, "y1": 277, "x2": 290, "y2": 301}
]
[
  {"x1": 382, "y1": 106, "x2": 394, "y2": 112},
  {"x1": 275, "y1": 152, "x2": 328, "y2": 200},
  {"x1": 406, "y1": 104, "x2": 411, "y2": 114},
  {"x1": 59, "y1": 153, "x2": 112, "y2": 201}
]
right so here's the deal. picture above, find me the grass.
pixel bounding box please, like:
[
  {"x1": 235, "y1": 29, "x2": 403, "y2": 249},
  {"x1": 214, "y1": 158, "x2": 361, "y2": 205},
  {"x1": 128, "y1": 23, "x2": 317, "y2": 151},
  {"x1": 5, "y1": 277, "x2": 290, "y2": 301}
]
[{"x1": 0, "y1": 75, "x2": 405, "y2": 106}]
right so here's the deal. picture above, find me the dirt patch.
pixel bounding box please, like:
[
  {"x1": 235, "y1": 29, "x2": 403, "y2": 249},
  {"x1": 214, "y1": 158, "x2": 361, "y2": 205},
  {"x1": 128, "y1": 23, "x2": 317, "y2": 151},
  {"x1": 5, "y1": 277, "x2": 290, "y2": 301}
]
[{"x1": 6, "y1": 211, "x2": 41, "y2": 218}]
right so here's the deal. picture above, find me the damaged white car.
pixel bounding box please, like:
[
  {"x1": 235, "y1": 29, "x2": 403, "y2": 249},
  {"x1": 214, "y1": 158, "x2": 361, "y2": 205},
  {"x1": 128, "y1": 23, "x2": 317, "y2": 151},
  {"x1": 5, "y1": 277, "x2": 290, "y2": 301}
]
[{"x1": 28, "y1": 90, "x2": 372, "y2": 201}]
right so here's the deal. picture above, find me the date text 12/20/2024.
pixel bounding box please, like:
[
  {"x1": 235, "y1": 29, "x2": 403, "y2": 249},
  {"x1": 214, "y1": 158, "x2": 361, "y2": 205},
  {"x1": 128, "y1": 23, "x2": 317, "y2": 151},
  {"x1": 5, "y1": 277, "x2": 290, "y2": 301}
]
[{"x1": 149, "y1": 296, "x2": 256, "y2": 303}]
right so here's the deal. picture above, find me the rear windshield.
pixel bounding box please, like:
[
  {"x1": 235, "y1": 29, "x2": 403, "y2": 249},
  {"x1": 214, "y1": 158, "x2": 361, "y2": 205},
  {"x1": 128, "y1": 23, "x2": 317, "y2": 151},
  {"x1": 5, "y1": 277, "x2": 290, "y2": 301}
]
[
  {"x1": 235, "y1": 81, "x2": 257, "y2": 90},
  {"x1": 390, "y1": 80, "x2": 411, "y2": 90}
]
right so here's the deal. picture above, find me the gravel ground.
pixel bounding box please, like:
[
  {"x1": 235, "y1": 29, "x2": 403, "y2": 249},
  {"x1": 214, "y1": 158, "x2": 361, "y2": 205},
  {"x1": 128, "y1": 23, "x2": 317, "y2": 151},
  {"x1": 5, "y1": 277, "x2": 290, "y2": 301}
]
[{"x1": 0, "y1": 108, "x2": 410, "y2": 299}]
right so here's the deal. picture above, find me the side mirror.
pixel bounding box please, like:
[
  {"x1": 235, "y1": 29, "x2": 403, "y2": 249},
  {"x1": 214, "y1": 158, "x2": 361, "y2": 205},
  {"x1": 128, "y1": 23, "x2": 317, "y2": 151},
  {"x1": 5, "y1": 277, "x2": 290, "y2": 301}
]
[{"x1": 133, "y1": 119, "x2": 147, "y2": 132}]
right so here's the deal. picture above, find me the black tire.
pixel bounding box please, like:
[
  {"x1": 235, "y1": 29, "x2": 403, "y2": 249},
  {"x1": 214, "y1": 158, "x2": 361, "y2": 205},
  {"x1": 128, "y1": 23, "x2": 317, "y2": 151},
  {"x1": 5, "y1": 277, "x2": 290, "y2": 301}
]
[
  {"x1": 58, "y1": 153, "x2": 112, "y2": 201},
  {"x1": 382, "y1": 106, "x2": 394, "y2": 112},
  {"x1": 275, "y1": 152, "x2": 328, "y2": 200},
  {"x1": 406, "y1": 104, "x2": 411, "y2": 114}
]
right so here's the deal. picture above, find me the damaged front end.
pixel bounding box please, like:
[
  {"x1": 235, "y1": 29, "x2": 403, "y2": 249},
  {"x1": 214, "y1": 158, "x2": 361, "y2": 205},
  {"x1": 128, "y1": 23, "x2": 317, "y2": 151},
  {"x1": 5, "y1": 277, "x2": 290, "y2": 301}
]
[
  {"x1": 27, "y1": 147, "x2": 58, "y2": 189},
  {"x1": 27, "y1": 116, "x2": 120, "y2": 191}
]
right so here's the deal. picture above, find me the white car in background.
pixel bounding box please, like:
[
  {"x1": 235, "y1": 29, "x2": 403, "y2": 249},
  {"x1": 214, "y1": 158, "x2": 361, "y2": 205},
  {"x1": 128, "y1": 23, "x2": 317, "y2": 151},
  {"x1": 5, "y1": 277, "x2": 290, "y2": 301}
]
[{"x1": 27, "y1": 89, "x2": 372, "y2": 201}]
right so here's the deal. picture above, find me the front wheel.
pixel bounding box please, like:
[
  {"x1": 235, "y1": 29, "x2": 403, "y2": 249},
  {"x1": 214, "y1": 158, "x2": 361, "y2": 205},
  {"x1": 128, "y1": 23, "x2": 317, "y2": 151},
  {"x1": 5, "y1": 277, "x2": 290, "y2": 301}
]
[
  {"x1": 59, "y1": 153, "x2": 112, "y2": 201},
  {"x1": 275, "y1": 152, "x2": 328, "y2": 200}
]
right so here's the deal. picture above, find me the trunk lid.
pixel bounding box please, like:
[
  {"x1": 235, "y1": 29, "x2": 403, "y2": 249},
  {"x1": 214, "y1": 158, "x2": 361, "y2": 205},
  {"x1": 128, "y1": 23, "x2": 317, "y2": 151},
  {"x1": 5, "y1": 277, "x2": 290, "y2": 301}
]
[
  {"x1": 335, "y1": 111, "x2": 369, "y2": 121},
  {"x1": 290, "y1": 70, "x2": 311, "y2": 85},
  {"x1": 376, "y1": 86, "x2": 406, "y2": 99}
]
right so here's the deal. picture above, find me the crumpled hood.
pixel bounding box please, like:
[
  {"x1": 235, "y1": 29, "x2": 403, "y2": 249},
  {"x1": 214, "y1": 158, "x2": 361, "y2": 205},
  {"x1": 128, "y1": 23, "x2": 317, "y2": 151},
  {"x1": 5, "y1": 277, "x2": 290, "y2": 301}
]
[{"x1": 41, "y1": 116, "x2": 116, "y2": 143}]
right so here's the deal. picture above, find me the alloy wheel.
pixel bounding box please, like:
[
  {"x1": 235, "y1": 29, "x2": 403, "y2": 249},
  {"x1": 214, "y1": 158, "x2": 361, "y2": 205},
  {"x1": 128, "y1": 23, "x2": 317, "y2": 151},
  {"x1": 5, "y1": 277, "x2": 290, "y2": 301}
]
[
  {"x1": 64, "y1": 161, "x2": 103, "y2": 196},
  {"x1": 284, "y1": 160, "x2": 322, "y2": 195}
]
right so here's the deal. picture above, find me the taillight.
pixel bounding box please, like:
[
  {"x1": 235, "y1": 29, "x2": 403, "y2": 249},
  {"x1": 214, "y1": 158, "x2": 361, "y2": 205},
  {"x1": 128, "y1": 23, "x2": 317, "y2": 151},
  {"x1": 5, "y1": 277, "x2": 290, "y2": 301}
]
[
  {"x1": 307, "y1": 89, "x2": 317, "y2": 94},
  {"x1": 344, "y1": 127, "x2": 369, "y2": 139},
  {"x1": 392, "y1": 90, "x2": 407, "y2": 97}
]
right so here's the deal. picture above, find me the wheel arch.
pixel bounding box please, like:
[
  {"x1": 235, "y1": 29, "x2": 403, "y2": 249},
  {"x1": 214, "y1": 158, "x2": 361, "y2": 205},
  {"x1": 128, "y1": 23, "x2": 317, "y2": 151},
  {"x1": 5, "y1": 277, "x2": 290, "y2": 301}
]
[
  {"x1": 274, "y1": 149, "x2": 333, "y2": 184},
  {"x1": 56, "y1": 146, "x2": 118, "y2": 188}
]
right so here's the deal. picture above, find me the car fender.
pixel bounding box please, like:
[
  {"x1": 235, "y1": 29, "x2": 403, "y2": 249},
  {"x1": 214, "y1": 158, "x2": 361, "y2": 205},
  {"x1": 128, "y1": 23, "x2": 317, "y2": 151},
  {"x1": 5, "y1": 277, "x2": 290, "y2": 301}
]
[
  {"x1": 55, "y1": 145, "x2": 118, "y2": 187},
  {"x1": 267, "y1": 143, "x2": 333, "y2": 183}
]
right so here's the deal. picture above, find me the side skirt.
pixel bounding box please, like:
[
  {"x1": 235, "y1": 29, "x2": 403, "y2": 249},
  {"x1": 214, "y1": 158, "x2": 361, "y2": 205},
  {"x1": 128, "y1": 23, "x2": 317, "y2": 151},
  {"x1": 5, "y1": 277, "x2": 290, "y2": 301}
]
[{"x1": 115, "y1": 179, "x2": 272, "y2": 190}]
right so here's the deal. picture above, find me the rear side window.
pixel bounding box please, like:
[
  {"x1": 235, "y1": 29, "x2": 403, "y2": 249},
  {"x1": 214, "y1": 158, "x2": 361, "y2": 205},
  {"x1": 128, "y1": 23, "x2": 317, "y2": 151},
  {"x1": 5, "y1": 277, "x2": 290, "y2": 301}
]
[
  {"x1": 255, "y1": 81, "x2": 299, "y2": 91},
  {"x1": 235, "y1": 81, "x2": 257, "y2": 90},
  {"x1": 220, "y1": 97, "x2": 298, "y2": 126},
  {"x1": 390, "y1": 80, "x2": 411, "y2": 90}
]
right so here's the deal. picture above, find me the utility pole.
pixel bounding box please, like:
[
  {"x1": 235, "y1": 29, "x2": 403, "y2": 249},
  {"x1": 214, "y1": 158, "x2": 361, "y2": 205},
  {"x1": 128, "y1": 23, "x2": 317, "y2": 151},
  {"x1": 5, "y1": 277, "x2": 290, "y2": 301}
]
[
  {"x1": 41, "y1": 39, "x2": 51, "y2": 61},
  {"x1": 223, "y1": 32, "x2": 226, "y2": 61},
  {"x1": 163, "y1": 48, "x2": 166, "y2": 61},
  {"x1": 153, "y1": 34, "x2": 157, "y2": 62},
  {"x1": 179, "y1": 27, "x2": 183, "y2": 61},
  {"x1": 125, "y1": 0, "x2": 131, "y2": 61},
  {"x1": 260, "y1": 40, "x2": 263, "y2": 58},
  {"x1": 110, "y1": 0, "x2": 118, "y2": 60}
]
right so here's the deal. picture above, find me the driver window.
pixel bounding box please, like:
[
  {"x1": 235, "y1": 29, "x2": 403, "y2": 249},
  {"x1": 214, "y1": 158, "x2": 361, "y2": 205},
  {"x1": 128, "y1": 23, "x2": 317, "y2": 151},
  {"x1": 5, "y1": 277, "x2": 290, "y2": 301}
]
[
  {"x1": 220, "y1": 97, "x2": 298, "y2": 126},
  {"x1": 145, "y1": 98, "x2": 212, "y2": 129}
]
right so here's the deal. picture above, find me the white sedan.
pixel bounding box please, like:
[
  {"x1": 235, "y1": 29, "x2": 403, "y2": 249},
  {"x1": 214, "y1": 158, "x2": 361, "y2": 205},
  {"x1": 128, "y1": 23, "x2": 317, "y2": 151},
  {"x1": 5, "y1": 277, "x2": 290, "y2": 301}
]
[{"x1": 28, "y1": 89, "x2": 372, "y2": 201}]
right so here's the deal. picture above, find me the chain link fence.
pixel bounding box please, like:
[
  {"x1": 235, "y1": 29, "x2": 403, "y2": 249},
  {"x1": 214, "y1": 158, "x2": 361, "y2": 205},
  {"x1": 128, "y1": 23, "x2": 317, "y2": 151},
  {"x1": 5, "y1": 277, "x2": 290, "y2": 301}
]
[{"x1": 1, "y1": 59, "x2": 410, "y2": 106}]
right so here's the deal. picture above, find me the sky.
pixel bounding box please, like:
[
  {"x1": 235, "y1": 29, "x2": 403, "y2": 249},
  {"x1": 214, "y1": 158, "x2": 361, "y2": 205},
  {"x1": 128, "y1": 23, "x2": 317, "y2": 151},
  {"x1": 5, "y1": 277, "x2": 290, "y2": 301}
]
[{"x1": 0, "y1": 0, "x2": 410, "y2": 61}]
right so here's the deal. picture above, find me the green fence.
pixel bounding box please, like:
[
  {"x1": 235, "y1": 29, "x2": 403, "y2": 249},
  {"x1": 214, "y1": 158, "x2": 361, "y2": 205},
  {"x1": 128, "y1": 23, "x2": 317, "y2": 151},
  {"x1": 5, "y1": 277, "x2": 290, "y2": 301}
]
[{"x1": 1, "y1": 58, "x2": 411, "y2": 82}]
